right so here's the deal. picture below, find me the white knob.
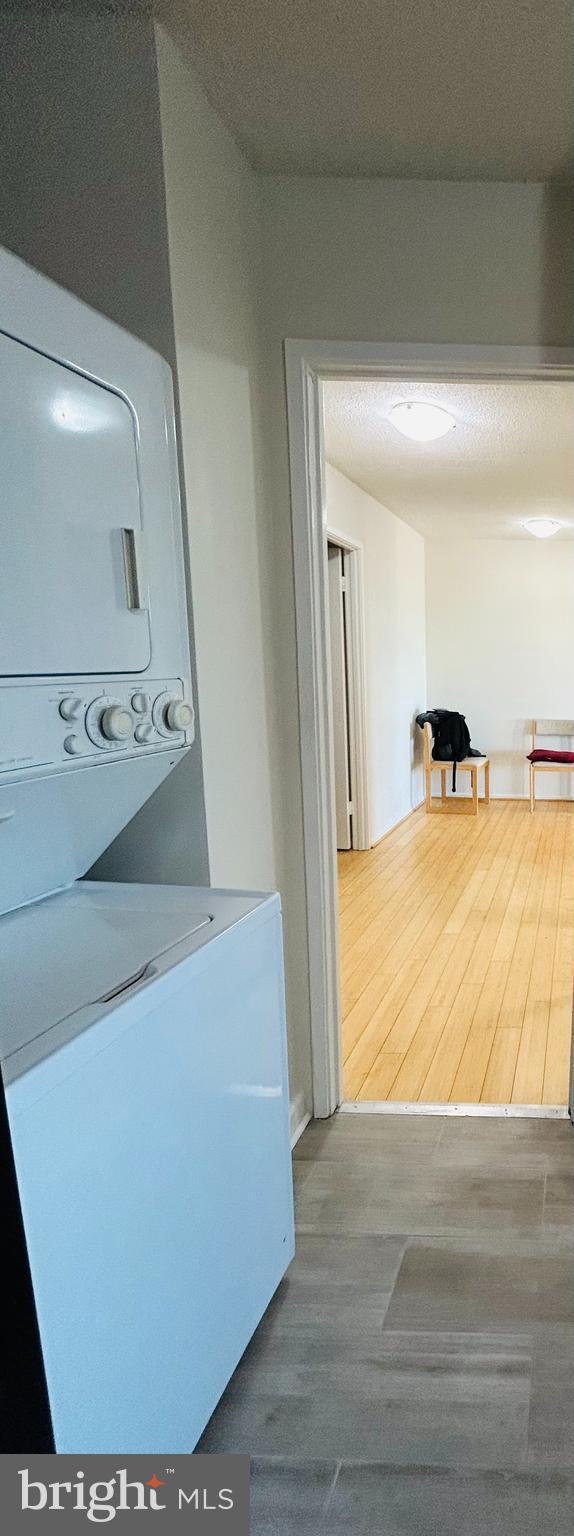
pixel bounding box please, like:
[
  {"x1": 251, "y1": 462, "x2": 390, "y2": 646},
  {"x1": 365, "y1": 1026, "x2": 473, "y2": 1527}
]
[
  {"x1": 64, "y1": 734, "x2": 82, "y2": 755},
  {"x1": 132, "y1": 692, "x2": 150, "y2": 714},
  {"x1": 134, "y1": 722, "x2": 154, "y2": 744},
  {"x1": 60, "y1": 696, "x2": 81, "y2": 721},
  {"x1": 165, "y1": 700, "x2": 193, "y2": 733},
  {"x1": 100, "y1": 706, "x2": 134, "y2": 742}
]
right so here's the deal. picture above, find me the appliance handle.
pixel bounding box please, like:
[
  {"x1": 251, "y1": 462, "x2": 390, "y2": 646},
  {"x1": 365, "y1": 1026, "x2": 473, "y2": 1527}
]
[
  {"x1": 121, "y1": 528, "x2": 148, "y2": 611},
  {"x1": 96, "y1": 961, "x2": 158, "y2": 1006}
]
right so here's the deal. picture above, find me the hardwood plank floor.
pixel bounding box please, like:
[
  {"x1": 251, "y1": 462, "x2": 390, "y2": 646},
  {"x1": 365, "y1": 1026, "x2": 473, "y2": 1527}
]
[{"x1": 338, "y1": 800, "x2": 574, "y2": 1104}]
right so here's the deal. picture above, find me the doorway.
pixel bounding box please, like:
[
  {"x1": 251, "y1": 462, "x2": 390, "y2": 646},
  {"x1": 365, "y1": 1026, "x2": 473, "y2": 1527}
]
[{"x1": 285, "y1": 340, "x2": 574, "y2": 1121}]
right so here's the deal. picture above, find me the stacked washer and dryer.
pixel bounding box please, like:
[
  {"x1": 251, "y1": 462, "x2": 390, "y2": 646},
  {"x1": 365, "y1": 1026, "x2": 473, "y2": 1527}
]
[{"x1": 0, "y1": 249, "x2": 294, "y2": 1452}]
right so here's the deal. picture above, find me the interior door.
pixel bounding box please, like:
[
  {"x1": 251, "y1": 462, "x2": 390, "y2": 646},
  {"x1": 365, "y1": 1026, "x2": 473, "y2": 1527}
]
[
  {"x1": 0, "y1": 332, "x2": 151, "y2": 676},
  {"x1": 328, "y1": 544, "x2": 352, "y2": 850}
]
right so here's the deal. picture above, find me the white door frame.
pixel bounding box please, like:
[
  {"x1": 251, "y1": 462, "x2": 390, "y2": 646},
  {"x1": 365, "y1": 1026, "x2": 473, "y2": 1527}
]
[
  {"x1": 326, "y1": 528, "x2": 371, "y2": 852},
  {"x1": 284, "y1": 339, "x2": 574, "y2": 1120}
]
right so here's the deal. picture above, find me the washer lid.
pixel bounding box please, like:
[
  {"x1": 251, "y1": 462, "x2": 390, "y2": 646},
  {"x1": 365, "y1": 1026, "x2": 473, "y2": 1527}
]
[{"x1": 0, "y1": 885, "x2": 212, "y2": 1064}]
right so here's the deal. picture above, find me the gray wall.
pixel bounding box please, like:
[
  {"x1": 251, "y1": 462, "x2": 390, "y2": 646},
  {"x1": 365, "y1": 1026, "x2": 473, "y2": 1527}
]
[{"x1": 0, "y1": 4, "x2": 209, "y2": 886}]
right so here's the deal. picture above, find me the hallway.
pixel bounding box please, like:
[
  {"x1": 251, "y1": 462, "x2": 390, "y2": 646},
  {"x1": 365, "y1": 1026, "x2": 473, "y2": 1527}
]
[
  {"x1": 338, "y1": 800, "x2": 574, "y2": 1105},
  {"x1": 199, "y1": 1113, "x2": 574, "y2": 1532}
]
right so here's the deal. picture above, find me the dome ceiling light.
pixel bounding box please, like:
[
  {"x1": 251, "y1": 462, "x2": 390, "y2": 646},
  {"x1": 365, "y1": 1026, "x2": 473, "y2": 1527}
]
[
  {"x1": 389, "y1": 401, "x2": 456, "y2": 442},
  {"x1": 523, "y1": 518, "x2": 562, "y2": 539}
]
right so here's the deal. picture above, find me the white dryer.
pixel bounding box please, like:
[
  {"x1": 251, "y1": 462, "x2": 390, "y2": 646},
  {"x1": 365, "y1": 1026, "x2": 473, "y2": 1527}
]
[
  {"x1": 0, "y1": 250, "x2": 294, "y2": 1453},
  {"x1": 0, "y1": 248, "x2": 194, "y2": 916}
]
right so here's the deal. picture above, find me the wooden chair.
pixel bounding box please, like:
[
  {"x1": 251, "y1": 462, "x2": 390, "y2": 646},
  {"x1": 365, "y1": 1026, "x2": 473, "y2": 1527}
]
[
  {"x1": 423, "y1": 721, "x2": 490, "y2": 816},
  {"x1": 529, "y1": 719, "x2": 574, "y2": 812}
]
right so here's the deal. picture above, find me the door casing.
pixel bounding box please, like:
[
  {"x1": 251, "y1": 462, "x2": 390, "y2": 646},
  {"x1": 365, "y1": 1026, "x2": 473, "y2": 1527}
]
[
  {"x1": 284, "y1": 339, "x2": 574, "y2": 1120},
  {"x1": 326, "y1": 531, "x2": 370, "y2": 854}
]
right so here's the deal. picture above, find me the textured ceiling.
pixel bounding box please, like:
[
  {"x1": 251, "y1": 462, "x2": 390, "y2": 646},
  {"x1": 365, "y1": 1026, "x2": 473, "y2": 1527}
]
[
  {"x1": 159, "y1": 0, "x2": 574, "y2": 179},
  {"x1": 323, "y1": 380, "x2": 574, "y2": 539}
]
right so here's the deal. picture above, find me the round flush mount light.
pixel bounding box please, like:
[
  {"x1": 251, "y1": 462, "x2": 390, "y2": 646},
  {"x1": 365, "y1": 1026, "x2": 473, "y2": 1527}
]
[
  {"x1": 389, "y1": 401, "x2": 456, "y2": 442},
  {"x1": 523, "y1": 518, "x2": 562, "y2": 539}
]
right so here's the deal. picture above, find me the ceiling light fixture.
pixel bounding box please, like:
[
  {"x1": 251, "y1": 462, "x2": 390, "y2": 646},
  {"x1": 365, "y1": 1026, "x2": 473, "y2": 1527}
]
[
  {"x1": 523, "y1": 518, "x2": 562, "y2": 539},
  {"x1": 389, "y1": 401, "x2": 456, "y2": 442}
]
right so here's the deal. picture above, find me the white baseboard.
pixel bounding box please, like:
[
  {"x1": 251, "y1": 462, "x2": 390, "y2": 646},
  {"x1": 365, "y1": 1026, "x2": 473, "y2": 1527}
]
[
  {"x1": 442, "y1": 792, "x2": 574, "y2": 803},
  {"x1": 290, "y1": 1091, "x2": 312, "y2": 1147}
]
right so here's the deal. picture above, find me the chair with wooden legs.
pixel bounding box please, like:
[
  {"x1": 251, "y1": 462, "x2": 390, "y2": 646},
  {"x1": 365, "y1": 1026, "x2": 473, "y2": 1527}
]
[
  {"x1": 529, "y1": 719, "x2": 574, "y2": 811},
  {"x1": 423, "y1": 721, "x2": 490, "y2": 816}
]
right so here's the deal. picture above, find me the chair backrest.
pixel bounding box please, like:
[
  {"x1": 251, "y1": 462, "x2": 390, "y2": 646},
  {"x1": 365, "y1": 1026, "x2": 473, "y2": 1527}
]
[{"x1": 531, "y1": 718, "x2": 574, "y2": 751}]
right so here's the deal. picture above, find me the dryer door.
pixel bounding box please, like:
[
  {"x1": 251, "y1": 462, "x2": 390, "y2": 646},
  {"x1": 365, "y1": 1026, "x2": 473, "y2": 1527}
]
[{"x1": 0, "y1": 333, "x2": 151, "y2": 676}]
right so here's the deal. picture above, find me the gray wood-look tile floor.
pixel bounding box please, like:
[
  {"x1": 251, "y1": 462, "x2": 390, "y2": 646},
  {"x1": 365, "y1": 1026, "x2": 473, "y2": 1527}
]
[{"x1": 198, "y1": 1113, "x2": 574, "y2": 1533}]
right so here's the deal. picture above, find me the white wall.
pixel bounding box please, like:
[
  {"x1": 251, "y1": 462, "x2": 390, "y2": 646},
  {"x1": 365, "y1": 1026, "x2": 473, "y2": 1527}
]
[
  {"x1": 155, "y1": 27, "x2": 314, "y2": 1136},
  {"x1": 326, "y1": 463, "x2": 426, "y2": 841},
  {"x1": 426, "y1": 538, "x2": 574, "y2": 799},
  {"x1": 156, "y1": 26, "x2": 275, "y2": 893},
  {"x1": 260, "y1": 179, "x2": 571, "y2": 349}
]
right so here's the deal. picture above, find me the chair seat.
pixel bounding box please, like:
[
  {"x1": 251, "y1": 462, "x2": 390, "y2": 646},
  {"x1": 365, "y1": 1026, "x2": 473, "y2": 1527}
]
[{"x1": 432, "y1": 756, "x2": 489, "y2": 769}]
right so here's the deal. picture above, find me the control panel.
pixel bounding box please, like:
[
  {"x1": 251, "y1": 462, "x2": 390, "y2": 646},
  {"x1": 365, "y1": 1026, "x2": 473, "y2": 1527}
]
[{"x1": 0, "y1": 680, "x2": 194, "y2": 778}]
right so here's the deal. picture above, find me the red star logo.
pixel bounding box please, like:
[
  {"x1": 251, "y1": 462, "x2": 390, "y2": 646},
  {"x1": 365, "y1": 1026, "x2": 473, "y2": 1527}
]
[{"x1": 146, "y1": 1475, "x2": 166, "y2": 1489}]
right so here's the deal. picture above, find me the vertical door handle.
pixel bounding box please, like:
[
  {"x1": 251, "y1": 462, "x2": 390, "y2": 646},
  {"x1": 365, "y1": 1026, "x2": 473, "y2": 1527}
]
[{"x1": 121, "y1": 528, "x2": 148, "y2": 611}]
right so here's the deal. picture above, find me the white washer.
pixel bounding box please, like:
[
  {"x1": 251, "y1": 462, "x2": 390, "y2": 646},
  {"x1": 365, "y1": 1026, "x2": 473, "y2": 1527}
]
[
  {"x1": 0, "y1": 251, "x2": 294, "y2": 1453},
  {"x1": 1, "y1": 882, "x2": 293, "y2": 1454}
]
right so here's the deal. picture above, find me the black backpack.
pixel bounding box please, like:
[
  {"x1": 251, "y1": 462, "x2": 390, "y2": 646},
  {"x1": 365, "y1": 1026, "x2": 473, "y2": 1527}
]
[
  {"x1": 416, "y1": 708, "x2": 478, "y2": 792},
  {"x1": 432, "y1": 711, "x2": 471, "y2": 791}
]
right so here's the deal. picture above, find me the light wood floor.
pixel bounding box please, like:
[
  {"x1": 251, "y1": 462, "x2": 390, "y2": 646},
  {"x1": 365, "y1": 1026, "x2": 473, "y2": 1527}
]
[{"x1": 338, "y1": 800, "x2": 574, "y2": 1105}]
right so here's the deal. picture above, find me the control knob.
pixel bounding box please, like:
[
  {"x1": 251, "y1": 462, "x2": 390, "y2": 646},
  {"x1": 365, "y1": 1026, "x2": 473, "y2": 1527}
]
[
  {"x1": 165, "y1": 700, "x2": 193, "y2": 734},
  {"x1": 134, "y1": 722, "x2": 154, "y2": 745},
  {"x1": 100, "y1": 705, "x2": 134, "y2": 742},
  {"x1": 59, "y1": 696, "x2": 82, "y2": 721},
  {"x1": 63, "y1": 734, "x2": 82, "y2": 755}
]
